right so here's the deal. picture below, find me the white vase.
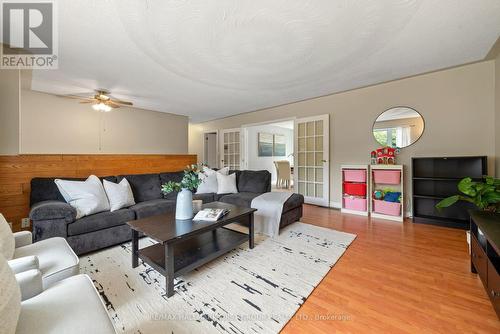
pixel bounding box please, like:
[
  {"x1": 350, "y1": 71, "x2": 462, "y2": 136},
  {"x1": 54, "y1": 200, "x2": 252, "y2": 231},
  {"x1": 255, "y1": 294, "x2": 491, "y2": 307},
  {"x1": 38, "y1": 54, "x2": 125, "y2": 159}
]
[{"x1": 176, "y1": 188, "x2": 193, "y2": 220}]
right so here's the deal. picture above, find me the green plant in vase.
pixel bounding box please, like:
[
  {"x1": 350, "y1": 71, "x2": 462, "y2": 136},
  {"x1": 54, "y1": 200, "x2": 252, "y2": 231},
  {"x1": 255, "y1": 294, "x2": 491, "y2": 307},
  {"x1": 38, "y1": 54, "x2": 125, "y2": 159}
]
[
  {"x1": 161, "y1": 164, "x2": 204, "y2": 220},
  {"x1": 161, "y1": 164, "x2": 203, "y2": 194},
  {"x1": 435, "y1": 176, "x2": 500, "y2": 212}
]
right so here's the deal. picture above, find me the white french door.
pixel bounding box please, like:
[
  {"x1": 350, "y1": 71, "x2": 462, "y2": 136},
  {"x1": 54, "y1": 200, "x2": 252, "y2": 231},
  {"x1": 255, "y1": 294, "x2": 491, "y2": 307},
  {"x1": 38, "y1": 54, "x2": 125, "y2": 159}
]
[
  {"x1": 219, "y1": 128, "x2": 241, "y2": 170},
  {"x1": 294, "y1": 115, "x2": 329, "y2": 206}
]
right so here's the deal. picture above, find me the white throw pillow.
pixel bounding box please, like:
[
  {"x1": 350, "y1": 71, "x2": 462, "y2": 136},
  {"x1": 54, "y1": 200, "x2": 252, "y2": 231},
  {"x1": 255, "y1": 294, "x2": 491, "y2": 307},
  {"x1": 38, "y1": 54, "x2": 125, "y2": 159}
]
[
  {"x1": 216, "y1": 172, "x2": 238, "y2": 194},
  {"x1": 0, "y1": 214, "x2": 15, "y2": 260},
  {"x1": 55, "y1": 175, "x2": 110, "y2": 219},
  {"x1": 103, "y1": 178, "x2": 135, "y2": 212},
  {"x1": 0, "y1": 253, "x2": 21, "y2": 334},
  {"x1": 196, "y1": 167, "x2": 229, "y2": 194}
]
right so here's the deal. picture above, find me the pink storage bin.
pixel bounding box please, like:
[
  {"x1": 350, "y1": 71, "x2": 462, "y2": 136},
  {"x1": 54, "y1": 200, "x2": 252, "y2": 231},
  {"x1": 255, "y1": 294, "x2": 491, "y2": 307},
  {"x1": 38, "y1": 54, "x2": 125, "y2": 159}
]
[
  {"x1": 343, "y1": 169, "x2": 367, "y2": 183},
  {"x1": 373, "y1": 170, "x2": 401, "y2": 184},
  {"x1": 343, "y1": 197, "x2": 367, "y2": 212},
  {"x1": 372, "y1": 199, "x2": 401, "y2": 216}
]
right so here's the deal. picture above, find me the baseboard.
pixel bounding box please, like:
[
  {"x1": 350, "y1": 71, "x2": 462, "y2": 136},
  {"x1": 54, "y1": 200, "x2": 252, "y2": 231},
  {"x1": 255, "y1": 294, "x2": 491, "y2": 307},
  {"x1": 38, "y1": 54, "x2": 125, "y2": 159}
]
[
  {"x1": 332, "y1": 201, "x2": 413, "y2": 219},
  {"x1": 330, "y1": 201, "x2": 341, "y2": 209}
]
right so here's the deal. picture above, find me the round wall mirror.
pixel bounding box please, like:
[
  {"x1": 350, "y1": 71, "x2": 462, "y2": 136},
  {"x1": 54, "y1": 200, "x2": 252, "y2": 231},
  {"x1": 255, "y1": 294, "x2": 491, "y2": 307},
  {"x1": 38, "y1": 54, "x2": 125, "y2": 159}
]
[{"x1": 372, "y1": 107, "x2": 425, "y2": 148}]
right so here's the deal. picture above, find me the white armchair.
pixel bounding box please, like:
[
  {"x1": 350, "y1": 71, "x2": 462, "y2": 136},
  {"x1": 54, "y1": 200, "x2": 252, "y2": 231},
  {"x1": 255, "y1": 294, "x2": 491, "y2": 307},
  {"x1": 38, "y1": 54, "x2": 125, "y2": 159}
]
[
  {"x1": 0, "y1": 213, "x2": 79, "y2": 288},
  {"x1": 14, "y1": 231, "x2": 33, "y2": 248},
  {"x1": 8, "y1": 256, "x2": 39, "y2": 275},
  {"x1": 0, "y1": 254, "x2": 116, "y2": 334},
  {"x1": 16, "y1": 269, "x2": 43, "y2": 301}
]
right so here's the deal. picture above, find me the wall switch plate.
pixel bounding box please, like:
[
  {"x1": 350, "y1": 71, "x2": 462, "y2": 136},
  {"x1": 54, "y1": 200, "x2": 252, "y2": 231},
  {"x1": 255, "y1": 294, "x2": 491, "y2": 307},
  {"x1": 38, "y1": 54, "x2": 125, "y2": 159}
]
[{"x1": 21, "y1": 218, "x2": 30, "y2": 228}]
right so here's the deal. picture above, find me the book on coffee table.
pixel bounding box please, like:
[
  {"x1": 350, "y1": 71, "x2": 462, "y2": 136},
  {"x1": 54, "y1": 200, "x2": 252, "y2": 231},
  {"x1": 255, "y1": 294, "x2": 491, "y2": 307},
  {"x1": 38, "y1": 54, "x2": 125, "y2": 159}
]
[{"x1": 193, "y1": 208, "x2": 230, "y2": 221}]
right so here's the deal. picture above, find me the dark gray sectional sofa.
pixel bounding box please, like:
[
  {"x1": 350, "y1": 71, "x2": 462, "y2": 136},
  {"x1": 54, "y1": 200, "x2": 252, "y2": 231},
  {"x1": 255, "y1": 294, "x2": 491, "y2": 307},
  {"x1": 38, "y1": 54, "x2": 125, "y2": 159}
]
[{"x1": 29, "y1": 170, "x2": 304, "y2": 255}]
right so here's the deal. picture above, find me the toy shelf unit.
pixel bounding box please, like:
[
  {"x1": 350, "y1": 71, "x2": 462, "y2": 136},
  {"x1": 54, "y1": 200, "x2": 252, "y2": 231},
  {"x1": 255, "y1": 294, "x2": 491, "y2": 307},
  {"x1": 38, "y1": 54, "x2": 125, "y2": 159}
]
[
  {"x1": 370, "y1": 165, "x2": 404, "y2": 222},
  {"x1": 341, "y1": 165, "x2": 369, "y2": 216}
]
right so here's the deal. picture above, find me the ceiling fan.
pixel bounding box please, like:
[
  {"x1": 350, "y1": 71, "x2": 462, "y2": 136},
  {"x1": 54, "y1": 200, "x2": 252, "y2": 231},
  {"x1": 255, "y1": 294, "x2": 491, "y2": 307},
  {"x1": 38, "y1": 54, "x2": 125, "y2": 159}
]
[{"x1": 60, "y1": 89, "x2": 133, "y2": 112}]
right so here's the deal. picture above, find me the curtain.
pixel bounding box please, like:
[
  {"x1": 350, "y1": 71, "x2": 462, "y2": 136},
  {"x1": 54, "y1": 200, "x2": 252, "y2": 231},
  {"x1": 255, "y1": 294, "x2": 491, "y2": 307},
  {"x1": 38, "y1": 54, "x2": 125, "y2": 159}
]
[{"x1": 396, "y1": 127, "x2": 411, "y2": 147}]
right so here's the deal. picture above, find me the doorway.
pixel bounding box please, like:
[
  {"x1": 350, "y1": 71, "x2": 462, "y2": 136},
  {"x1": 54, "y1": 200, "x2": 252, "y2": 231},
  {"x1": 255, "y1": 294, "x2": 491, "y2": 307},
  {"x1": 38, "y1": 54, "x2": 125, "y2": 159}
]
[
  {"x1": 203, "y1": 131, "x2": 218, "y2": 169},
  {"x1": 241, "y1": 119, "x2": 295, "y2": 191}
]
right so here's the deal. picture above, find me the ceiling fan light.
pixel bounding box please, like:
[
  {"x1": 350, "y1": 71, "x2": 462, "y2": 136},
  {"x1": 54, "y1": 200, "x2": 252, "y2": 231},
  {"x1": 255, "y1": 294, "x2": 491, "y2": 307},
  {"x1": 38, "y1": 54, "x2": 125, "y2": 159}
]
[{"x1": 91, "y1": 102, "x2": 112, "y2": 112}]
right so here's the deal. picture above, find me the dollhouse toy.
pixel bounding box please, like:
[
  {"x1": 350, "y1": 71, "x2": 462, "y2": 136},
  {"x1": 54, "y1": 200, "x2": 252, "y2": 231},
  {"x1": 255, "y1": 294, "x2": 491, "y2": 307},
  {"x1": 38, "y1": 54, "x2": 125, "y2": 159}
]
[
  {"x1": 370, "y1": 151, "x2": 377, "y2": 165},
  {"x1": 371, "y1": 147, "x2": 396, "y2": 165}
]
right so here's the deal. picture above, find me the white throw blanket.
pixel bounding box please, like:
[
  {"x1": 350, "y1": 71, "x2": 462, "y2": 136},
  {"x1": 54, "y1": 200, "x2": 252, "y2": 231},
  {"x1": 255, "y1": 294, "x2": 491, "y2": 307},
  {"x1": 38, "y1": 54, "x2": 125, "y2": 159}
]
[{"x1": 251, "y1": 191, "x2": 294, "y2": 237}]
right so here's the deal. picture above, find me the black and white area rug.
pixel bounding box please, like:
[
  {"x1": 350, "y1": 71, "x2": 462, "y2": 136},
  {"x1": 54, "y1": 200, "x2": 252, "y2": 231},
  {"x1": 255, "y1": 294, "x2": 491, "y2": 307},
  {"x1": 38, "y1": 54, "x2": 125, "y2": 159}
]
[{"x1": 80, "y1": 222, "x2": 356, "y2": 334}]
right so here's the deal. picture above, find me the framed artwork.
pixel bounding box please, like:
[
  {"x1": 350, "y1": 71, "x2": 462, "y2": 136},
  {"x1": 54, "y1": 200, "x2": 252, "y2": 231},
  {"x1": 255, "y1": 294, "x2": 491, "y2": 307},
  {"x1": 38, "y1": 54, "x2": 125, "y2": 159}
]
[
  {"x1": 258, "y1": 132, "x2": 273, "y2": 156},
  {"x1": 273, "y1": 134, "x2": 286, "y2": 156}
]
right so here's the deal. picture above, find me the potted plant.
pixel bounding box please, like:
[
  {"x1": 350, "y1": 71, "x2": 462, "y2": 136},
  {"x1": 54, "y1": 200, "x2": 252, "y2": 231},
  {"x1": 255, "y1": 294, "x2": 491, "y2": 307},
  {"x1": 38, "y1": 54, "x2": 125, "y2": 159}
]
[
  {"x1": 435, "y1": 176, "x2": 500, "y2": 212},
  {"x1": 436, "y1": 176, "x2": 500, "y2": 252},
  {"x1": 162, "y1": 164, "x2": 203, "y2": 220}
]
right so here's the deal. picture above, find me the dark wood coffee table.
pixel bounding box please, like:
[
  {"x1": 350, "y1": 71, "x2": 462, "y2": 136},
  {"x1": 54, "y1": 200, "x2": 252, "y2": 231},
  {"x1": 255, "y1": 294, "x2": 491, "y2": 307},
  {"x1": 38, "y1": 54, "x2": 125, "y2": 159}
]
[{"x1": 126, "y1": 202, "x2": 256, "y2": 298}]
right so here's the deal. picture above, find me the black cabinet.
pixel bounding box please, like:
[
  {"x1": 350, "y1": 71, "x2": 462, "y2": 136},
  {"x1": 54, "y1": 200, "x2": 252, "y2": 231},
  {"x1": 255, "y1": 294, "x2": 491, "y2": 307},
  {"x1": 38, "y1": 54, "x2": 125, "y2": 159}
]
[
  {"x1": 470, "y1": 211, "x2": 500, "y2": 319},
  {"x1": 412, "y1": 156, "x2": 487, "y2": 229}
]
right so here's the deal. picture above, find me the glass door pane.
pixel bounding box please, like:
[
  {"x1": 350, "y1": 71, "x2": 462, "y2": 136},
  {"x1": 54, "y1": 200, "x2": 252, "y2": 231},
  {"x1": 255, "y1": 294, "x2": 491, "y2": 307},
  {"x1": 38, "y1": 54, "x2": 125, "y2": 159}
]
[
  {"x1": 221, "y1": 130, "x2": 240, "y2": 170},
  {"x1": 294, "y1": 116, "x2": 329, "y2": 206}
]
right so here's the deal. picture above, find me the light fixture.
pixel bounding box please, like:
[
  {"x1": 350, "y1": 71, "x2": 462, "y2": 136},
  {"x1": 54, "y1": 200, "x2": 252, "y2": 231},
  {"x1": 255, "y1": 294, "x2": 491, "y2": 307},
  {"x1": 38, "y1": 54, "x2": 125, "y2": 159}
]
[
  {"x1": 60, "y1": 89, "x2": 132, "y2": 112},
  {"x1": 92, "y1": 102, "x2": 112, "y2": 112}
]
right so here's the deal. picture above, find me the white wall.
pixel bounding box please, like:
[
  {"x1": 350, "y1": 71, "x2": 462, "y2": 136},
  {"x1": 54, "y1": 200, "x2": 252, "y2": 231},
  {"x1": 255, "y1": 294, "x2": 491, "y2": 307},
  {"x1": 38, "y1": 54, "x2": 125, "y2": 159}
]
[
  {"x1": 496, "y1": 52, "x2": 500, "y2": 177},
  {"x1": 244, "y1": 124, "x2": 293, "y2": 183},
  {"x1": 189, "y1": 61, "x2": 496, "y2": 210},
  {"x1": 0, "y1": 70, "x2": 20, "y2": 154},
  {"x1": 20, "y1": 90, "x2": 189, "y2": 154}
]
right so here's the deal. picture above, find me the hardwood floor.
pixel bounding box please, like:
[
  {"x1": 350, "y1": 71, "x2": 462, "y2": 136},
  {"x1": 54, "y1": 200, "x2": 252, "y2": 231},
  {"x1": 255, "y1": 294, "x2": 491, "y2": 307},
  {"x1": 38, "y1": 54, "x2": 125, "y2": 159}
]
[{"x1": 281, "y1": 204, "x2": 500, "y2": 334}]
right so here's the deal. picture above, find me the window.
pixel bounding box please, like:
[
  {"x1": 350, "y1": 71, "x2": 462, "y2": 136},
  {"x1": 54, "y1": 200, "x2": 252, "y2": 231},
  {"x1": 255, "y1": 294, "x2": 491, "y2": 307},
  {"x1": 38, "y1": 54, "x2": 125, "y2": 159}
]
[{"x1": 373, "y1": 128, "x2": 397, "y2": 147}]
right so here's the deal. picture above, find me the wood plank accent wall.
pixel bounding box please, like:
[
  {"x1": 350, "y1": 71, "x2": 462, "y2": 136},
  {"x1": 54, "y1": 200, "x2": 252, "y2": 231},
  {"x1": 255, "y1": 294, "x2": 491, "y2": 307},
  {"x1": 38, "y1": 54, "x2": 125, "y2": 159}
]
[{"x1": 0, "y1": 154, "x2": 197, "y2": 231}]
